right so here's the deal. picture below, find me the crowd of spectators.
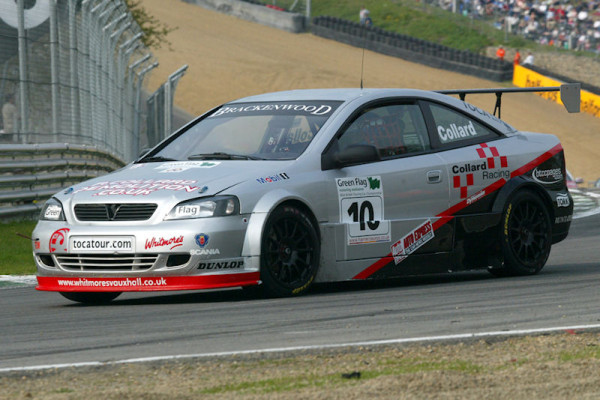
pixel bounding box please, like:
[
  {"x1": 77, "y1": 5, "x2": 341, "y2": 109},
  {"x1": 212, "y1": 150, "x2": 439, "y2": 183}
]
[{"x1": 436, "y1": 0, "x2": 600, "y2": 53}]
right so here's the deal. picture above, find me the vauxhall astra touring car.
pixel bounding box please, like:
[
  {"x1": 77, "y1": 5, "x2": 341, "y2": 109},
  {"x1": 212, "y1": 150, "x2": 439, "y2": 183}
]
[{"x1": 33, "y1": 84, "x2": 580, "y2": 303}]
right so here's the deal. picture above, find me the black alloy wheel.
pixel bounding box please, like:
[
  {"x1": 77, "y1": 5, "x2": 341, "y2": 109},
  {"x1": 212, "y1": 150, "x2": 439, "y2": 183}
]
[
  {"x1": 260, "y1": 205, "x2": 320, "y2": 297},
  {"x1": 495, "y1": 190, "x2": 552, "y2": 276}
]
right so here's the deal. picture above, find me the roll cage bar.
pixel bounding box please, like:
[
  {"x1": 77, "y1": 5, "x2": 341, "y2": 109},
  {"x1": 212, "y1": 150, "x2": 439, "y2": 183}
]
[{"x1": 437, "y1": 83, "x2": 581, "y2": 119}]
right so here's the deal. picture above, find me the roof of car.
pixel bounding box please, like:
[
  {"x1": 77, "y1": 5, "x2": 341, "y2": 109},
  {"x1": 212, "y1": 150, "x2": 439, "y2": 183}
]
[
  {"x1": 226, "y1": 88, "x2": 518, "y2": 135},
  {"x1": 230, "y1": 88, "x2": 451, "y2": 104}
]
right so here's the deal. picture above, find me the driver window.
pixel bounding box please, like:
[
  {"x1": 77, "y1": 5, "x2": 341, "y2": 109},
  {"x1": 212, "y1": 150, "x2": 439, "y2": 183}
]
[{"x1": 338, "y1": 103, "x2": 430, "y2": 159}]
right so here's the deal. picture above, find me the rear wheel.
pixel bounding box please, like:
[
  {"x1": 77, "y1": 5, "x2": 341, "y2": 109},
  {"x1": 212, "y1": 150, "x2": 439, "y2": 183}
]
[
  {"x1": 60, "y1": 292, "x2": 121, "y2": 304},
  {"x1": 493, "y1": 190, "x2": 551, "y2": 276},
  {"x1": 260, "y1": 205, "x2": 320, "y2": 297}
]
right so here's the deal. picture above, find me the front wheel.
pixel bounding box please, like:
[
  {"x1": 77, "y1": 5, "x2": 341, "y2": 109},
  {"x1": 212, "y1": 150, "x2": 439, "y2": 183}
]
[
  {"x1": 60, "y1": 292, "x2": 121, "y2": 304},
  {"x1": 494, "y1": 190, "x2": 552, "y2": 276},
  {"x1": 260, "y1": 206, "x2": 320, "y2": 297}
]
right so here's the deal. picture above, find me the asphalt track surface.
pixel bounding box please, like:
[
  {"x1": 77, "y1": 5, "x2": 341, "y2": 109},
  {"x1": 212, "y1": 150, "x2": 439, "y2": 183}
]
[{"x1": 1, "y1": 214, "x2": 599, "y2": 371}]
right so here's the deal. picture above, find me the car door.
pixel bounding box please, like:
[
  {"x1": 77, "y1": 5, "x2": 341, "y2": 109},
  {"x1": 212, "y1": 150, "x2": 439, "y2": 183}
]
[
  {"x1": 421, "y1": 100, "x2": 506, "y2": 210},
  {"x1": 324, "y1": 101, "x2": 452, "y2": 263}
]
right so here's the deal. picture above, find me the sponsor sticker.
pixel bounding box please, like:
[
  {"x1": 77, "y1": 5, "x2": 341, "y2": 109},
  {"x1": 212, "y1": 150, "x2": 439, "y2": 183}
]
[
  {"x1": 437, "y1": 121, "x2": 478, "y2": 143},
  {"x1": 75, "y1": 179, "x2": 201, "y2": 196},
  {"x1": 452, "y1": 143, "x2": 509, "y2": 199},
  {"x1": 209, "y1": 101, "x2": 341, "y2": 118},
  {"x1": 256, "y1": 173, "x2": 289, "y2": 184},
  {"x1": 336, "y1": 176, "x2": 390, "y2": 245},
  {"x1": 190, "y1": 248, "x2": 221, "y2": 256},
  {"x1": 197, "y1": 259, "x2": 244, "y2": 270},
  {"x1": 555, "y1": 215, "x2": 572, "y2": 224},
  {"x1": 144, "y1": 235, "x2": 184, "y2": 250},
  {"x1": 49, "y1": 228, "x2": 70, "y2": 253},
  {"x1": 69, "y1": 236, "x2": 135, "y2": 253},
  {"x1": 532, "y1": 167, "x2": 563, "y2": 184},
  {"x1": 466, "y1": 189, "x2": 486, "y2": 205},
  {"x1": 195, "y1": 233, "x2": 209, "y2": 248},
  {"x1": 556, "y1": 193, "x2": 570, "y2": 208},
  {"x1": 391, "y1": 220, "x2": 434, "y2": 264},
  {"x1": 155, "y1": 161, "x2": 220, "y2": 173}
]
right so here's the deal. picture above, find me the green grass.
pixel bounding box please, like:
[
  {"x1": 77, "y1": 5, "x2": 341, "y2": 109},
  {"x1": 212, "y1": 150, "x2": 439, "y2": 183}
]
[
  {"x1": 260, "y1": 0, "x2": 556, "y2": 54},
  {"x1": 0, "y1": 220, "x2": 37, "y2": 275},
  {"x1": 199, "y1": 357, "x2": 484, "y2": 395}
]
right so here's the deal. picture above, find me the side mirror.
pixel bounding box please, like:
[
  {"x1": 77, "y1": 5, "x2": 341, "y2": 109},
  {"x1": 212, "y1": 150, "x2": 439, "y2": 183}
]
[{"x1": 333, "y1": 144, "x2": 380, "y2": 168}]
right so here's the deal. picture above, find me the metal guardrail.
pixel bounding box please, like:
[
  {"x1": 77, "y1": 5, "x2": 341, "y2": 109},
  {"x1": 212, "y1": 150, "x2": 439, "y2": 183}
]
[{"x1": 0, "y1": 144, "x2": 125, "y2": 218}]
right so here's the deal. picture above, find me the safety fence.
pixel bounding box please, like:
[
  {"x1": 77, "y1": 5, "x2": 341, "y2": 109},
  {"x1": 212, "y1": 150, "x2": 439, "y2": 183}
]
[
  {"x1": 311, "y1": 16, "x2": 513, "y2": 82},
  {"x1": 146, "y1": 65, "x2": 188, "y2": 148},
  {"x1": 0, "y1": 143, "x2": 124, "y2": 218},
  {"x1": 0, "y1": 0, "x2": 158, "y2": 162},
  {"x1": 0, "y1": 1, "x2": 193, "y2": 219}
]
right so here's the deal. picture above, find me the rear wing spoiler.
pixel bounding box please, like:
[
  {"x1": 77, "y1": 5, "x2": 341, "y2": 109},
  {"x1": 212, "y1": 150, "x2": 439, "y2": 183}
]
[{"x1": 437, "y1": 83, "x2": 581, "y2": 119}]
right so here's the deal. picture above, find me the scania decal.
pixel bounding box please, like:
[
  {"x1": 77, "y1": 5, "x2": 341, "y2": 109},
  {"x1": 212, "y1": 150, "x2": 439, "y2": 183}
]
[
  {"x1": 144, "y1": 235, "x2": 184, "y2": 250},
  {"x1": 49, "y1": 228, "x2": 70, "y2": 253},
  {"x1": 75, "y1": 179, "x2": 200, "y2": 196},
  {"x1": 337, "y1": 176, "x2": 390, "y2": 245},
  {"x1": 197, "y1": 260, "x2": 244, "y2": 270},
  {"x1": 391, "y1": 220, "x2": 434, "y2": 264},
  {"x1": 256, "y1": 173, "x2": 289, "y2": 184},
  {"x1": 532, "y1": 167, "x2": 563, "y2": 184},
  {"x1": 195, "y1": 233, "x2": 209, "y2": 248},
  {"x1": 556, "y1": 193, "x2": 570, "y2": 208},
  {"x1": 190, "y1": 249, "x2": 221, "y2": 256}
]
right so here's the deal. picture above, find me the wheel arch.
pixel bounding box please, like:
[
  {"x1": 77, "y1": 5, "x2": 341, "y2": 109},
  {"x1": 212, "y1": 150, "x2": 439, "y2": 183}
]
[
  {"x1": 492, "y1": 177, "x2": 555, "y2": 223},
  {"x1": 241, "y1": 190, "x2": 321, "y2": 259}
]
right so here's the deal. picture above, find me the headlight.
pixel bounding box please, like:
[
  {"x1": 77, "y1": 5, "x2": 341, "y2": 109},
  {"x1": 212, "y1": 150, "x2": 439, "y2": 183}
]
[
  {"x1": 164, "y1": 196, "x2": 240, "y2": 220},
  {"x1": 40, "y1": 198, "x2": 65, "y2": 221}
]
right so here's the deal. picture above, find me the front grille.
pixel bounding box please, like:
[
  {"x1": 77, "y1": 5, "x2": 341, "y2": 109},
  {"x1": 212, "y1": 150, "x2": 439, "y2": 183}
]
[
  {"x1": 74, "y1": 203, "x2": 157, "y2": 221},
  {"x1": 55, "y1": 254, "x2": 159, "y2": 271}
]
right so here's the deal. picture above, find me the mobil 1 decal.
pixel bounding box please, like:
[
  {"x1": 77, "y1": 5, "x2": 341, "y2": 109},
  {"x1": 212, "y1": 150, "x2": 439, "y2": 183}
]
[
  {"x1": 336, "y1": 176, "x2": 391, "y2": 245},
  {"x1": 452, "y1": 143, "x2": 509, "y2": 200}
]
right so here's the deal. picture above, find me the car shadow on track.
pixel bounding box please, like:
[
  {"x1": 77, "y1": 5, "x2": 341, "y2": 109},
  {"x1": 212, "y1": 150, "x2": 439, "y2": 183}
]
[
  {"x1": 62, "y1": 262, "x2": 597, "y2": 307},
  {"x1": 67, "y1": 270, "x2": 497, "y2": 307}
]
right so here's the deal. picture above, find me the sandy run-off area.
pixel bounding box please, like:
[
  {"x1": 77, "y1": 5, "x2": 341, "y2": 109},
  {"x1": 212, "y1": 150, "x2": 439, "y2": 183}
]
[{"x1": 140, "y1": 0, "x2": 600, "y2": 183}]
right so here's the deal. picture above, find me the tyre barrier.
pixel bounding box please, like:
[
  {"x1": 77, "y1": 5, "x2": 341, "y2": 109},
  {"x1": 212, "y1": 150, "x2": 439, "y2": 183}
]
[{"x1": 312, "y1": 16, "x2": 513, "y2": 82}]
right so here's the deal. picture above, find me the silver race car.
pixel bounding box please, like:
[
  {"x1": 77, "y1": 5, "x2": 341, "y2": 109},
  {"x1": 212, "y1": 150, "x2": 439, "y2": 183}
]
[{"x1": 33, "y1": 85, "x2": 580, "y2": 303}]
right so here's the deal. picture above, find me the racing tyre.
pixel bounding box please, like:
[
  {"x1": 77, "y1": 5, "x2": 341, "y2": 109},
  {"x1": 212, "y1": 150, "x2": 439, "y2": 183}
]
[
  {"x1": 260, "y1": 206, "x2": 320, "y2": 297},
  {"x1": 60, "y1": 292, "x2": 121, "y2": 304},
  {"x1": 495, "y1": 190, "x2": 552, "y2": 276}
]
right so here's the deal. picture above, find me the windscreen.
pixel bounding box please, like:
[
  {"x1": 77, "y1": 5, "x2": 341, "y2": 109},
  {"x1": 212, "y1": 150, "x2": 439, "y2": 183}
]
[{"x1": 150, "y1": 101, "x2": 342, "y2": 161}]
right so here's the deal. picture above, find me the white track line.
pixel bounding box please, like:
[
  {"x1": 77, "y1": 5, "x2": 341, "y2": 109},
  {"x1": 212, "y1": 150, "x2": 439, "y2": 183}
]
[
  {"x1": 2, "y1": 323, "x2": 600, "y2": 373},
  {"x1": 0, "y1": 275, "x2": 37, "y2": 285}
]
